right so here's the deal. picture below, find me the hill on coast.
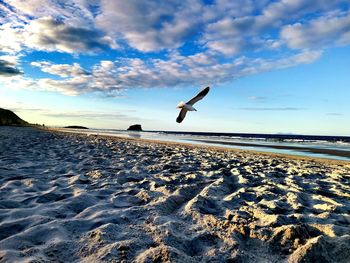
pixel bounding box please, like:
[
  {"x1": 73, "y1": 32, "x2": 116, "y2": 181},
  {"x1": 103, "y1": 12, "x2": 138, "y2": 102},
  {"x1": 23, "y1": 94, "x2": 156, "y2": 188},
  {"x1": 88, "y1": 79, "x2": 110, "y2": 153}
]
[{"x1": 0, "y1": 108, "x2": 28, "y2": 126}]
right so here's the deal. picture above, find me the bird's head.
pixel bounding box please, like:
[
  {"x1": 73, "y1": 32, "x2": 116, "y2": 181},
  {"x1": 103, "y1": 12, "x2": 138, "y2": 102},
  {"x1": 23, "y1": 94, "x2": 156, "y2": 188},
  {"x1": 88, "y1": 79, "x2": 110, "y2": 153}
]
[{"x1": 176, "y1": 101, "x2": 185, "y2": 108}]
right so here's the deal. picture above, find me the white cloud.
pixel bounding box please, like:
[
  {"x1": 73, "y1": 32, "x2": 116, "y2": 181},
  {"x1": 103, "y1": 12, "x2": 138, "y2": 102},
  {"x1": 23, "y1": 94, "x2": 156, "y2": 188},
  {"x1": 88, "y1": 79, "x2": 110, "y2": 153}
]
[
  {"x1": 0, "y1": 75, "x2": 36, "y2": 90},
  {"x1": 95, "y1": 0, "x2": 205, "y2": 52},
  {"x1": 0, "y1": 56, "x2": 22, "y2": 76},
  {"x1": 41, "y1": 110, "x2": 134, "y2": 120},
  {"x1": 0, "y1": 0, "x2": 349, "y2": 96},
  {"x1": 0, "y1": 10, "x2": 117, "y2": 54},
  {"x1": 281, "y1": 11, "x2": 350, "y2": 49},
  {"x1": 31, "y1": 61, "x2": 88, "y2": 77},
  {"x1": 241, "y1": 107, "x2": 305, "y2": 111},
  {"x1": 202, "y1": 0, "x2": 348, "y2": 55},
  {"x1": 6, "y1": 49, "x2": 319, "y2": 96},
  {"x1": 7, "y1": 0, "x2": 57, "y2": 16},
  {"x1": 0, "y1": 55, "x2": 20, "y2": 65},
  {"x1": 6, "y1": 0, "x2": 94, "y2": 26},
  {"x1": 94, "y1": 0, "x2": 275, "y2": 53},
  {"x1": 25, "y1": 60, "x2": 122, "y2": 96},
  {"x1": 0, "y1": 24, "x2": 23, "y2": 53},
  {"x1": 249, "y1": 96, "x2": 267, "y2": 101},
  {"x1": 255, "y1": 0, "x2": 342, "y2": 28},
  {"x1": 22, "y1": 17, "x2": 117, "y2": 53},
  {"x1": 2, "y1": 0, "x2": 349, "y2": 56}
]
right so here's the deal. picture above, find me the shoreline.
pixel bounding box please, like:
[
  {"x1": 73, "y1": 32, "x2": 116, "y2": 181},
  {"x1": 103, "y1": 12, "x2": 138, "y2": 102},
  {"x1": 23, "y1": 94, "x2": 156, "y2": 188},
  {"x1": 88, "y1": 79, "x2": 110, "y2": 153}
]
[
  {"x1": 192, "y1": 139, "x2": 350, "y2": 159},
  {"x1": 51, "y1": 128, "x2": 350, "y2": 166}
]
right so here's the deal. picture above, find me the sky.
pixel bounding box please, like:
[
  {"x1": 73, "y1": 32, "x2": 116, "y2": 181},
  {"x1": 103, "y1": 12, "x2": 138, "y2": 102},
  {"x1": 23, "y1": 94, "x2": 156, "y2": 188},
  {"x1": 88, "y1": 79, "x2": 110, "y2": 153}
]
[{"x1": 0, "y1": 0, "x2": 349, "y2": 135}]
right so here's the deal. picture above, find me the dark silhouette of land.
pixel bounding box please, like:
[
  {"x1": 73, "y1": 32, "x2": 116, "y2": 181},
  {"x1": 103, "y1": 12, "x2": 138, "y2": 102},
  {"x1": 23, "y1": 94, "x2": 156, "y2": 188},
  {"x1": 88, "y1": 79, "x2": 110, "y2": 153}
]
[
  {"x1": 0, "y1": 108, "x2": 28, "y2": 126},
  {"x1": 64, "y1": 126, "x2": 89, "y2": 129},
  {"x1": 127, "y1": 124, "x2": 142, "y2": 131}
]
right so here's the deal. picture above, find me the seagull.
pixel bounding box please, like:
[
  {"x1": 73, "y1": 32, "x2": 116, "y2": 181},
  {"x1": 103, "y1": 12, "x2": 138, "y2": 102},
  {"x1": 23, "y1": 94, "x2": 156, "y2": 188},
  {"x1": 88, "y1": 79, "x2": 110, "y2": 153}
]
[{"x1": 176, "y1": 86, "x2": 210, "y2": 123}]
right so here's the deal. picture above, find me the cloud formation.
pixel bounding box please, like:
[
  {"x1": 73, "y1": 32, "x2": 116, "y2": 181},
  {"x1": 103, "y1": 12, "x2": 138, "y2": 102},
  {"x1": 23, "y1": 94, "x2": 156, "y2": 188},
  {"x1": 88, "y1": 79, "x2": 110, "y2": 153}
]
[
  {"x1": 281, "y1": 11, "x2": 350, "y2": 49},
  {"x1": 0, "y1": 16, "x2": 117, "y2": 54},
  {"x1": 10, "y1": 107, "x2": 139, "y2": 123},
  {"x1": 31, "y1": 61, "x2": 89, "y2": 77},
  {"x1": 0, "y1": 57, "x2": 22, "y2": 76},
  {"x1": 241, "y1": 107, "x2": 306, "y2": 111},
  {"x1": 327, "y1": 112, "x2": 343, "y2": 116},
  {"x1": 41, "y1": 111, "x2": 134, "y2": 120},
  {"x1": 27, "y1": 60, "x2": 122, "y2": 96},
  {"x1": 0, "y1": 0, "x2": 349, "y2": 95},
  {"x1": 95, "y1": 0, "x2": 229, "y2": 52},
  {"x1": 20, "y1": 49, "x2": 320, "y2": 96},
  {"x1": 249, "y1": 96, "x2": 267, "y2": 102}
]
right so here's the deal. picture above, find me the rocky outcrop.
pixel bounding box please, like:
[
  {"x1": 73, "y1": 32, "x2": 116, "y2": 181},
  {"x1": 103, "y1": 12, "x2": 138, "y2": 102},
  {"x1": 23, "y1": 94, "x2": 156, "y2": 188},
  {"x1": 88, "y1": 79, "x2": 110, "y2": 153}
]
[
  {"x1": 64, "y1": 126, "x2": 89, "y2": 129},
  {"x1": 127, "y1": 124, "x2": 142, "y2": 131}
]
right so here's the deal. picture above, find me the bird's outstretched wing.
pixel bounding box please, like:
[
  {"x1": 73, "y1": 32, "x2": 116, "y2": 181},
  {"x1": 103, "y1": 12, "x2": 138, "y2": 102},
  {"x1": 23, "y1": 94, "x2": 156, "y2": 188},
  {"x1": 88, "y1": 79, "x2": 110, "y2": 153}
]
[
  {"x1": 186, "y1": 86, "x2": 210, "y2": 105},
  {"x1": 176, "y1": 108, "x2": 187, "y2": 123}
]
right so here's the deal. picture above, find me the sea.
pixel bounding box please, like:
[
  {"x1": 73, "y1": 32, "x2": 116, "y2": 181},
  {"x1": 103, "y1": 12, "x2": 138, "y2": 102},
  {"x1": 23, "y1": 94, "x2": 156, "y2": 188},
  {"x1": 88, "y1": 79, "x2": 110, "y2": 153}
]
[{"x1": 61, "y1": 128, "x2": 350, "y2": 162}]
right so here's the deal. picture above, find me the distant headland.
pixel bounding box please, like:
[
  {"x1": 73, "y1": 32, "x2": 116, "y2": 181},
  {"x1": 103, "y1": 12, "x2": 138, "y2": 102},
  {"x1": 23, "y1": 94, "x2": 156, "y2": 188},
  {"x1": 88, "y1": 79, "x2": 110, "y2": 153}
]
[
  {"x1": 0, "y1": 108, "x2": 28, "y2": 126},
  {"x1": 63, "y1": 126, "x2": 89, "y2": 129}
]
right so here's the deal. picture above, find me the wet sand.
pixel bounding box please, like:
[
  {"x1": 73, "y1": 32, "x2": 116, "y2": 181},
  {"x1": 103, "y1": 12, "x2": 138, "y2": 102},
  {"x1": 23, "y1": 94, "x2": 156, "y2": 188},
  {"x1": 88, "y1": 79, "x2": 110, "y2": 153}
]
[
  {"x1": 192, "y1": 139, "x2": 350, "y2": 159},
  {"x1": 0, "y1": 127, "x2": 349, "y2": 262}
]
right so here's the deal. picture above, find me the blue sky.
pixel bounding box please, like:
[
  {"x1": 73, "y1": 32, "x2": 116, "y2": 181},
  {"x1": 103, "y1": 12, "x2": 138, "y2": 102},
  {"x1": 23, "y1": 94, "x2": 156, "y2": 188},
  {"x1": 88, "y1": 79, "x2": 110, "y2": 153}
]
[{"x1": 0, "y1": 0, "x2": 349, "y2": 135}]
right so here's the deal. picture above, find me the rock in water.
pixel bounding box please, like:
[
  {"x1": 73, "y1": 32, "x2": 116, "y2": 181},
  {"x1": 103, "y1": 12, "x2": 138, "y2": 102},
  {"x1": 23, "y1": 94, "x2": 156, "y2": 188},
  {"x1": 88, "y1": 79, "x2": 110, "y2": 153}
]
[
  {"x1": 64, "y1": 126, "x2": 89, "y2": 129},
  {"x1": 127, "y1": 124, "x2": 142, "y2": 131},
  {"x1": 0, "y1": 108, "x2": 28, "y2": 126}
]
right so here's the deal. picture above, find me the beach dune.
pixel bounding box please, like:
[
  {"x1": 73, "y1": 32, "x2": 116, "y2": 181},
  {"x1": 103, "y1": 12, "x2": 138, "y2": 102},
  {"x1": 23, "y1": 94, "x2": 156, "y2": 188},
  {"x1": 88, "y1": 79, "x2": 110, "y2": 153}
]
[{"x1": 0, "y1": 127, "x2": 349, "y2": 262}]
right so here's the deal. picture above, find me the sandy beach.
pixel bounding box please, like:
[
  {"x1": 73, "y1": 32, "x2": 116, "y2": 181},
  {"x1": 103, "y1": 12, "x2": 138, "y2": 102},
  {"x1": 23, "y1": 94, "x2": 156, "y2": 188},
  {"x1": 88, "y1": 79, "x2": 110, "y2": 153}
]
[{"x1": 0, "y1": 126, "x2": 349, "y2": 262}]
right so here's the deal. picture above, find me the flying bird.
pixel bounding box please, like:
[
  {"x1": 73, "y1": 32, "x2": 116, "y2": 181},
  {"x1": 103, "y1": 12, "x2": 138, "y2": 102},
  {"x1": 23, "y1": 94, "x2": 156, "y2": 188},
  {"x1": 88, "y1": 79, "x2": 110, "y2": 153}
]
[{"x1": 176, "y1": 86, "x2": 210, "y2": 123}]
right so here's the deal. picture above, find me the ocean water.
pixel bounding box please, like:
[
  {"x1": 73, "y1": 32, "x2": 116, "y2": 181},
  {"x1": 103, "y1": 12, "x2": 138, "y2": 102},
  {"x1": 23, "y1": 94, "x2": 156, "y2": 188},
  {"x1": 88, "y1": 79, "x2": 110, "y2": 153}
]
[{"x1": 62, "y1": 128, "x2": 350, "y2": 161}]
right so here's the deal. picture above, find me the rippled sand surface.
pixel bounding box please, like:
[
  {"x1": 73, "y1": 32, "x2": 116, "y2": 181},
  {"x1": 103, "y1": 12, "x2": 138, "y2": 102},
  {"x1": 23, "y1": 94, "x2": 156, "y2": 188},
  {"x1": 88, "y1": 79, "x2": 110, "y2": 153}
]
[{"x1": 0, "y1": 127, "x2": 349, "y2": 262}]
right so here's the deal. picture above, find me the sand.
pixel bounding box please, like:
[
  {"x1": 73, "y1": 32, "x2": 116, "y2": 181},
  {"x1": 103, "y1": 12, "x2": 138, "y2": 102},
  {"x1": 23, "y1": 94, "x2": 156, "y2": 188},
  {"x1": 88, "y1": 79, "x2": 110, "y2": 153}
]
[{"x1": 0, "y1": 127, "x2": 349, "y2": 262}]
